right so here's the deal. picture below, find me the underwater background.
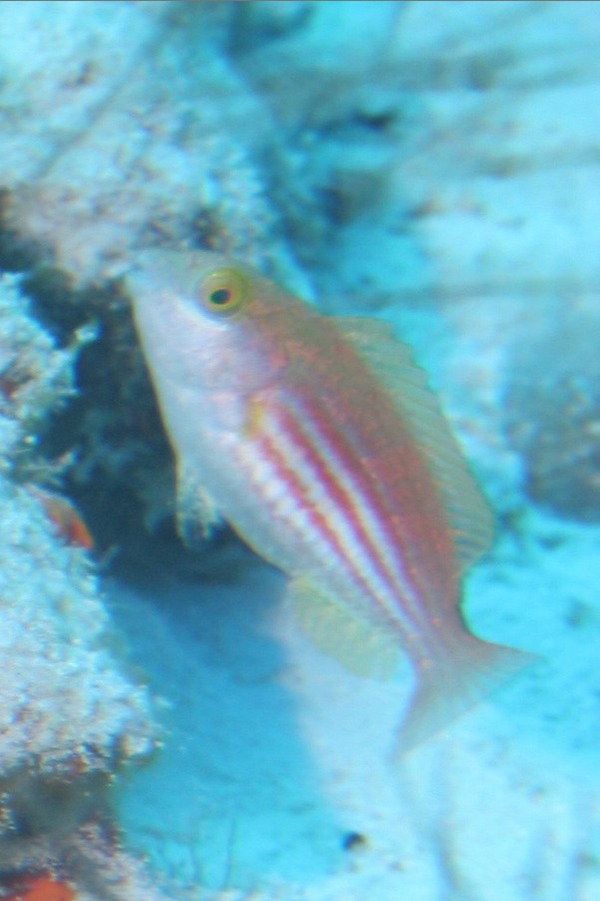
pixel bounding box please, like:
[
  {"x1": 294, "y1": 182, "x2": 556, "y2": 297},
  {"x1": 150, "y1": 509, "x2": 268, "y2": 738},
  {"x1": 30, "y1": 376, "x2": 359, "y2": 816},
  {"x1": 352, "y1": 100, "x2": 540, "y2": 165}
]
[{"x1": 0, "y1": 1, "x2": 598, "y2": 899}]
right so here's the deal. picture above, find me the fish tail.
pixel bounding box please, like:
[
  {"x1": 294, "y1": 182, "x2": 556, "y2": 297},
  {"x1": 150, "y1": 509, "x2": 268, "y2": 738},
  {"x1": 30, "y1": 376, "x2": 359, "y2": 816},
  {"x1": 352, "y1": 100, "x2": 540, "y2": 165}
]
[{"x1": 393, "y1": 636, "x2": 539, "y2": 758}]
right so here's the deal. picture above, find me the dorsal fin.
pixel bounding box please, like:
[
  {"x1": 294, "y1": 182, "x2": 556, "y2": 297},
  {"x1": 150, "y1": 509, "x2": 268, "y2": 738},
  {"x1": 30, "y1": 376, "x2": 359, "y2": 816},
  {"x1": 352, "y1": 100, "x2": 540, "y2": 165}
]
[{"x1": 335, "y1": 316, "x2": 494, "y2": 570}]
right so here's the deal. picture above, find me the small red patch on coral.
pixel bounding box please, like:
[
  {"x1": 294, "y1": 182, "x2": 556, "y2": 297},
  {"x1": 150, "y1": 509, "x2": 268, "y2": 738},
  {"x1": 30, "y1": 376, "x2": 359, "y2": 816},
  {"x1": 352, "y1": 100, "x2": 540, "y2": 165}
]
[
  {"x1": 4, "y1": 874, "x2": 75, "y2": 901},
  {"x1": 28, "y1": 485, "x2": 94, "y2": 550}
]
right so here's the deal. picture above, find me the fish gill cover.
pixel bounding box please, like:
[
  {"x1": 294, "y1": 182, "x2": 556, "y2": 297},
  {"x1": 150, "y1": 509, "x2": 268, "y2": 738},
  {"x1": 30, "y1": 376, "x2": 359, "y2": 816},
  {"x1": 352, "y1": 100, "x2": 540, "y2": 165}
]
[{"x1": 0, "y1": 1, "x2": 597, "y2": 900}]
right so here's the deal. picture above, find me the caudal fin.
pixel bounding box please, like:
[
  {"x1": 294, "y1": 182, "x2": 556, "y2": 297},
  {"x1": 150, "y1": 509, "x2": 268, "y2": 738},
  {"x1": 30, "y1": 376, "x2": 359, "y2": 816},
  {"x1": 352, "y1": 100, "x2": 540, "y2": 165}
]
[{"x1": 393, "y1": 638, "x2": 540, "y2": 758}]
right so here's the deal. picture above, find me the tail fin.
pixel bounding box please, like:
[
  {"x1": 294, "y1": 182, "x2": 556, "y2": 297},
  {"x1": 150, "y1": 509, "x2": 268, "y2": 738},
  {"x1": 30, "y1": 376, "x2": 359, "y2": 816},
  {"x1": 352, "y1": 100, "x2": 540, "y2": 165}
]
[{"x1": 393, "y1": 637, "x2": 540, "y2": 758}]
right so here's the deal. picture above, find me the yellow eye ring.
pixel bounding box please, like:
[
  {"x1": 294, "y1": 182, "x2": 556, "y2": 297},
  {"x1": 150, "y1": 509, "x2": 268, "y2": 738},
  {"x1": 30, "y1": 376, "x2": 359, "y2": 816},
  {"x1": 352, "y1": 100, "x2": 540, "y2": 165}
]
[{"x1": 198, "y1": 267, "x2": 248, "y2": 316}]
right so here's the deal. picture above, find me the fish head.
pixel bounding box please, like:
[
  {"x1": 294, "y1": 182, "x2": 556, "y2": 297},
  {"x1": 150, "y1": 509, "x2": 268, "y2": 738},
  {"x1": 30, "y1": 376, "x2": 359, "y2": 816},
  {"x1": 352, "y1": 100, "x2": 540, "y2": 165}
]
[{"x1": 127, "y1": 249, "x2": 302, "y2": 397}]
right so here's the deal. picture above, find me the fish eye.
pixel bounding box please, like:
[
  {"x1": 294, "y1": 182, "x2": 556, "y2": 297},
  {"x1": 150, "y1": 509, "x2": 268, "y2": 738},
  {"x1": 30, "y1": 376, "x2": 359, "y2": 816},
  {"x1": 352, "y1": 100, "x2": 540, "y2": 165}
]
[{"x1": 198, "y1": 267, "x2": 247, "y2": 316}]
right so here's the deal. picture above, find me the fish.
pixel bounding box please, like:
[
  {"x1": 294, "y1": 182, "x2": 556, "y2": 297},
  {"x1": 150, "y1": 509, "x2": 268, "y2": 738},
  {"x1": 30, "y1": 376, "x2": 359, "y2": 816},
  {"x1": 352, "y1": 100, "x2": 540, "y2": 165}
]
[{"x1": 127, "y1": 248, "x2": 537, "y2": 755}]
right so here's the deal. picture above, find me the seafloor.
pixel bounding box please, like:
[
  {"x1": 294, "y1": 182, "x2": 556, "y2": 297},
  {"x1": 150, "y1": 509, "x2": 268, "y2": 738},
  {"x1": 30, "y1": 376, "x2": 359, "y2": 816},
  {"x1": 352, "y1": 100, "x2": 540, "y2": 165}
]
[{"x1": 0, "y1": 2, "x2": 598, "y2": 900}]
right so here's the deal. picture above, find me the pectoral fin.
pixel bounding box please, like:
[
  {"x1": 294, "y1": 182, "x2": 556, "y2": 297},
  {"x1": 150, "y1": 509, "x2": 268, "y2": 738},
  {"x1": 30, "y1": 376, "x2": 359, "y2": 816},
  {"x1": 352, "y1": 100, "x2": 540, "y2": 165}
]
[{"x1": 175, "y1": 460, "x2": 222, "y2": 547}]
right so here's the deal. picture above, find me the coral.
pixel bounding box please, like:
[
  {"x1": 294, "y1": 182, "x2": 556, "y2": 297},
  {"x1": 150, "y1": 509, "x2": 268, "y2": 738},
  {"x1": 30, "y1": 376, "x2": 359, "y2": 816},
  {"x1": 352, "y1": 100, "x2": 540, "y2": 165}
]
[
  {"x1": 0, "y1": 476, "x2": 155, "y2": 830},
  {"x1": 3, "y1": 874, "x2": 75, "y2": 901},
  {"x1": 26, "y1": 487, "x2": 94, "y2": 552},
  {"x1": 59, "y1": 822, "x2": 177, "y2": 900},
  {"x1": 0, "y1": 275, "x2": 155, "y2": 852},
  {"x1": 0, "y1": 0, "x2": 302, "y2": 287},
  {"x1": 0, "y1": 272, "x2": 81, "y2": 471},
  {"x1": 0, "y1": 821, "x2": 178, "y2": 900},
  {"x1": 503, "y1": 303, "x2": 600, "y2": 521}
]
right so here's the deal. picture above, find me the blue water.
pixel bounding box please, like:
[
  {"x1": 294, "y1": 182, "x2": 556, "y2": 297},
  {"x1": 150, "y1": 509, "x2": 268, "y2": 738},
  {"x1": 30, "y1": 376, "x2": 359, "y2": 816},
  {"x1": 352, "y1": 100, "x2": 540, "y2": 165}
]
[{"x1": 1, "y1": 2, "x2": 599, "y2": 899}]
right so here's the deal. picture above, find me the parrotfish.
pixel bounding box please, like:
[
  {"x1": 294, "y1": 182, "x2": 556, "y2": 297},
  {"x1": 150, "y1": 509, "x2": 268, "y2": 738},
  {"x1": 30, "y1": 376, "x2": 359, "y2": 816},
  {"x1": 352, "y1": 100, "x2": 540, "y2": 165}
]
[{"x1": 128, "y1": 249, "x2": 535, "y2": 755}]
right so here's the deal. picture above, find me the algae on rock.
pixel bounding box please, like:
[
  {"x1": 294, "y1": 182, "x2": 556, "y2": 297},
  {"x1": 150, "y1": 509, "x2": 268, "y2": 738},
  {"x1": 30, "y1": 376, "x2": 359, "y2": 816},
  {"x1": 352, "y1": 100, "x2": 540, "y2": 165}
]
[{"x1": 0, "y1": 273, "x2": 155, "y2": 864}]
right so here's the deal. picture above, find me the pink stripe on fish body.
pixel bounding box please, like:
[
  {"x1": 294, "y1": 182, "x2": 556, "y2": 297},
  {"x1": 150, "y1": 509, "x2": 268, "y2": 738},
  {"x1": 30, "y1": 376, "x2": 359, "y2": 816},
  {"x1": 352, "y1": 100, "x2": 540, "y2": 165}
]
[{"x1": 238, "y1": 345, "x2": 461, "y2": 665}]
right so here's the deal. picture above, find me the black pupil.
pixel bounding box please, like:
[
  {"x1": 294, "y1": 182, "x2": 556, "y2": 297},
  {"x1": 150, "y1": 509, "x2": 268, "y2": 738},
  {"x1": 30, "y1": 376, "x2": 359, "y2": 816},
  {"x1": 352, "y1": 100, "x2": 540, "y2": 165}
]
[{"x1": 209, "y1": 287, "x2": 232, "y2": 306}]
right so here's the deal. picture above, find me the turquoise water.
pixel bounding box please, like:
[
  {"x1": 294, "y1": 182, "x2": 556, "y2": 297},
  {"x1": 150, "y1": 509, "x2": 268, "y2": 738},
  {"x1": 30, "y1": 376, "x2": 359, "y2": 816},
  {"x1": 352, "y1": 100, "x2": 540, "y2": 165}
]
[{"x1": 0, "y1": 2, "x2": 598, "y2": 899}]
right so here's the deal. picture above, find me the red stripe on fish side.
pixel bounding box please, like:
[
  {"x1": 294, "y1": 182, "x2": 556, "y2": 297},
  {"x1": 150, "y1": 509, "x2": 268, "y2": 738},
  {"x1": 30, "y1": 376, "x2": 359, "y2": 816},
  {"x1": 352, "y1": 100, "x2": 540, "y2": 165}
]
[
  {"x1": 262, "y1": 396, "x2": 424, "y2": 639},
  {"x1": 254, "y1": 421, "x2": 368, "y2": 595},
  {"x1": 280, "y1": 392, "x2": 440, "y2": 636}
]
